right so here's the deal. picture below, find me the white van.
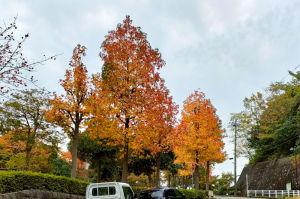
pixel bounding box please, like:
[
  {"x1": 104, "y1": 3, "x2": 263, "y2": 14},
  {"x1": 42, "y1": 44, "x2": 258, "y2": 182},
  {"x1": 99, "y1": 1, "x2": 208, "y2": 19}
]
[{"x1": 86, "y1": 182, "x2": 136, "y2": 199}]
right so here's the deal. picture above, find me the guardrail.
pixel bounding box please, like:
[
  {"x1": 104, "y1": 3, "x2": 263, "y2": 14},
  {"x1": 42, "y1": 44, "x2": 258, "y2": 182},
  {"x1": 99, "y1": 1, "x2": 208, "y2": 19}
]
[{"x1": 247, "y1": 190, "x2": 300, "y2": 198}]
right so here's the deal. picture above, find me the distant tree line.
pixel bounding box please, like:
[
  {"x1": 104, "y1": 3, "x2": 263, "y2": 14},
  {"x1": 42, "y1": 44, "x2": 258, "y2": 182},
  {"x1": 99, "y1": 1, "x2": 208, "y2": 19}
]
[{"x1": 231, "y1": 71, "x2": 300, "y2": 163}]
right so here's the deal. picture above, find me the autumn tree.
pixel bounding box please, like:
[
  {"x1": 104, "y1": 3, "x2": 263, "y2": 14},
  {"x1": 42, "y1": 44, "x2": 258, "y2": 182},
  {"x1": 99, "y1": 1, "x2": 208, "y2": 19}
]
[
  {"x1": 141, "y1": 81, "x2": 178, "y2": 186},
  {"x1": 0, "y1": 89, "x2": 58, "y2": 170},
  {"x1": 175, "y1": 90, "x2": 225, "y2": 190},
  {"x1": 229, "y1": 92, "x2": 266, "y2": 159},
  {"x1": 231, "y1": 70, "x2": 300, "y2": 163},
  {"x1": 90, "y1": 16, "x2": 166, "y2": 182},
  {"x1": 0, "y1": 17, "x2": 55, "y2": 94},
  {"x1": 0, "y1": 132, "x2": 55, "y2": 172},
  {"x1": 45, "y1": 44, "x2": 89, "y2": 178}
]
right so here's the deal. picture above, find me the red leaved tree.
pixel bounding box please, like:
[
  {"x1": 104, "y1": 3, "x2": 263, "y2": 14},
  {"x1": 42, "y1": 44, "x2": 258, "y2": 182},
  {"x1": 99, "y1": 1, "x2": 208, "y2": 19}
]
[
  {"x1": 45, "y1": 44, "x2": 89, "y2": 178},
  {"x1": 91, "y1": 16, "x2": 166, "y2": 182},
  {"x1": 0, "y1": 17, "x2": 55, "y2": 94}
]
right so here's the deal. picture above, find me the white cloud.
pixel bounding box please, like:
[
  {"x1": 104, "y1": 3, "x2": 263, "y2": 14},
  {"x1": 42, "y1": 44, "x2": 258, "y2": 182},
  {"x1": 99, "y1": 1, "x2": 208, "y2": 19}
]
[
  {"x1": 197, "y1": 0, "x2": 256, "y2": 34},
  {"x1": 163, "y1": 18, "x2": 200, "y2": 48},
  {"x1": 85, "y1": 7, "x2": 118, "y2": 29},
  {"x1": 259, "y1": 41, "x2": 275, "y2": 60},
  {"x1": 1, "y1": 1, "x2": 29, "y2": 18}
]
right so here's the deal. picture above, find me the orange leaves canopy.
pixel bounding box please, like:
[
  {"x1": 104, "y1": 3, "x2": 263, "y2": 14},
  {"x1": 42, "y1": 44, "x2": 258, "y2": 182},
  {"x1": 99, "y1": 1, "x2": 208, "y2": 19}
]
[
  {"x1": 175, "y1": 90, "x2": 225, "y2": 173},
  {"x1": 45, "y1": 44, "x2": 88, "y2": 136},
  {"x1": 141, "y1": 81, "x2": 178, "y2": 155},
  {"x1": 90, "y1": 16, "x2": 170, "y2": 156},
  {"x1": 0, "y1": 131, "x2": 52, "y2": 172}
]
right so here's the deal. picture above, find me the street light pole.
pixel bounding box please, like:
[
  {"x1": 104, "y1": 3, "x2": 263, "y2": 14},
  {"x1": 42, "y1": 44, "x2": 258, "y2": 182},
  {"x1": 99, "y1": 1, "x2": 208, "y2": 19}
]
[{"x1": 233, "y1": 119, "x2": 238, "y2": 196}]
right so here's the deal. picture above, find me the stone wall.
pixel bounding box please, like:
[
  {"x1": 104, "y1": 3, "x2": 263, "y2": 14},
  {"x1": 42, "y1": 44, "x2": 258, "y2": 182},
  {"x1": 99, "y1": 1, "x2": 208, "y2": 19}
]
[
  {"x1": 237, "y1": 157, "x2": 300, "y2": 196},
  {"x1": 0, "y1": 189, "x2": 85, "y2": 199}
]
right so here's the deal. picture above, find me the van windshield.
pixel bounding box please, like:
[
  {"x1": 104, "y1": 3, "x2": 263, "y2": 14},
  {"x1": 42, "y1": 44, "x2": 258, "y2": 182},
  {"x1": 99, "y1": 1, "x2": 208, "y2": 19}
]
[{"x1": 122, "y1": 186, "x2": 134, "y2": 199}]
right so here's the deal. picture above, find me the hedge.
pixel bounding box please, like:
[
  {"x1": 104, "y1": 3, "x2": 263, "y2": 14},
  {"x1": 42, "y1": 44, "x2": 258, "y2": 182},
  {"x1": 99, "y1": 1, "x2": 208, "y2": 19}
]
[
  {"x1": 178, "y1": 188, "x2": 207, "y2": 199},
  {"x1": 0, "y1": 171, "x2": 207, "y2": 198},
  {"x1": 0, "y1": 171, "x2": 89, "y2": 195}
]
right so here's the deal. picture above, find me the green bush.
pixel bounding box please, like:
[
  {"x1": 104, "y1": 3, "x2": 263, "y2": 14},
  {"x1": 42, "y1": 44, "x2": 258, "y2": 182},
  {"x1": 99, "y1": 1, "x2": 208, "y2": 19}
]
[
  {"x1": 0, "y1": 171, "x2": 89, "y2": 195},
  {"x1": 178, "y1": 188, "x2": 207, "y2": 199}
]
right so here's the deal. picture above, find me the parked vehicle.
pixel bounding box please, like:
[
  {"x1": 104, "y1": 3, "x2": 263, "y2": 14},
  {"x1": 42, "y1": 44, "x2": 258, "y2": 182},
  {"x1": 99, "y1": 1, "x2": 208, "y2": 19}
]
[
  {"x1": 138, "y1": 188, "x2": 186, "y2": 199},
  {"x1": 86, "y1": 182, "x2": 136, "y2": 199}
]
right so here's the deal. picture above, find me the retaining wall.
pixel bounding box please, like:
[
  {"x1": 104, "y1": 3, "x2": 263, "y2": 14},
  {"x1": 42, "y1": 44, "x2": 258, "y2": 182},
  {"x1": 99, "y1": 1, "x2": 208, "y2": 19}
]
[
  {"x1": 0, "y1": 189, "x2": 85, "y2": 199},
  {"x1": 237, "y1": 157, "x2": 300, "y2": 196}
]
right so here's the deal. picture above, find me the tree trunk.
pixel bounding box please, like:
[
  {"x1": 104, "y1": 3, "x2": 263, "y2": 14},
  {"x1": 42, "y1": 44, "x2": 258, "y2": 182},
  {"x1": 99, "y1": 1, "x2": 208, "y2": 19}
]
[
  {"x1": 168, "y1": 174, "x2": 171, "y2": 187},
  {"x1": 121, "y1": 118, "x2": 130, "y2": 182},
  {"x1": 194, "y1": 151, "x2": 200, "y2": 189},
  {"x1": 97, "y1": 158, "x2": 102, "y2": 182},
  {"x1": 206, "y1": 160, "x2": 210, "y2": 192},
  {"x1": 71, "y1": 132, "x2": 78, "y2": 178},
  {"x1": 172, "y1": 174, "x2": 175, "y2": 187},
  {"x1": 146, "y1": 173, "x2": 152, "y2": 186},
  {"x1": 121, "y1": 145, "x2": 129, "y2": 182},
  {"x1": 155, "y1": 152, "x2": 161, "y2": 187},
  {"x1": 194, "y1": 165, "x2": 200, "y2": 189},
  {"x1": 183, "y1": 176, "x2": 188, "y2": 189},
  {"x1": 25, "y1": 147, "x2": 32, "y2": 170}
]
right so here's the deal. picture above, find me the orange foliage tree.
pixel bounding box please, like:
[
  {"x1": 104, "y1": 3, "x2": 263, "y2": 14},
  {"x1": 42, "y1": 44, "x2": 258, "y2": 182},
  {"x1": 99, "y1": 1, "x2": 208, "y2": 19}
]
[
  {"x1": 174, "y1": 90, "x2": 225, "y2": 190},
  {"x1": 0, "y1": 89, "x2": 56, "y2": 170},
  {"x1": 90, "y1": 16, "x2": 166, "y2": 182},
  {"x1": 0, "y1": 131, "x2": 52, "y2": 172},
  {"x1": 45, "y1": 44, "x2": 89, "y2": 178},
  {"x1": 141, "y1": 80, "x2": 178, "y2": 186}
]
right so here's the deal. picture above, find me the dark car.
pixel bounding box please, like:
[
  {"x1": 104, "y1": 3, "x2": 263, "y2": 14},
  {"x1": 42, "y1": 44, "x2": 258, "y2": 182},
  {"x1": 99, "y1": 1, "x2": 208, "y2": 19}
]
[{"x1": 138, "y1": 188, "x2": 186, "y2": 199}]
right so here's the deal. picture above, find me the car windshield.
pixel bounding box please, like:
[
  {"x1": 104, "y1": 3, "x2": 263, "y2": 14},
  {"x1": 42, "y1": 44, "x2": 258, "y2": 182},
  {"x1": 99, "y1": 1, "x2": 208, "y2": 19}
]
[{"x1": 140, "y1": 189, "x2": 163, "y2": 198}]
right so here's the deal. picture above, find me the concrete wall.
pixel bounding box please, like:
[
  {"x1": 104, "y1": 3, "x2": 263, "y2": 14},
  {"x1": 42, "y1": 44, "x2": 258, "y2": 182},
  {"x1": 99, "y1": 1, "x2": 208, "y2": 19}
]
[
  {"x1": 0, "y1": 189, "x2": 85, "y2": 199},
  {"x1": 237, "y1": 157, "x2": 300, "y2": 196}
]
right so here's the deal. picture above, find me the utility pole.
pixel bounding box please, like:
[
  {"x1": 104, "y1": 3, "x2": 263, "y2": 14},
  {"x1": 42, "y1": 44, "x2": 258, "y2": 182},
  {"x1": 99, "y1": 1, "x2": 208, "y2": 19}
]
[
  {"x1": 246, "y1": 174, "x2": 249, "y2": 197},
  {"x1": 293, "y1": 147, "x2": 298, "y2": 188},
  {"x1": 233, "y1": 119, "x2": 238, "y2": 196}
]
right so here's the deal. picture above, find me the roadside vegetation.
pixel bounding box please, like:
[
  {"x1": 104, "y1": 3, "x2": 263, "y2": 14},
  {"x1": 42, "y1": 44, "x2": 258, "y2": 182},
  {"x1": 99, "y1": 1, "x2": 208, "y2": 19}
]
[
  {"x1": 231, "y1": 71, "x2": 300, "y2": 163},
  {"x1": 0, "y1": 16, "x2": 228, "y2": 196}
]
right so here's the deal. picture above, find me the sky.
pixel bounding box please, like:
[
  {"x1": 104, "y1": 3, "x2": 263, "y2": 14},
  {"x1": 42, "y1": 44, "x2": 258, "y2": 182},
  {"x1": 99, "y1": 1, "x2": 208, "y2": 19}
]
[{"x1": 1, "y1": 0, "x2": 300, "y2": 178}]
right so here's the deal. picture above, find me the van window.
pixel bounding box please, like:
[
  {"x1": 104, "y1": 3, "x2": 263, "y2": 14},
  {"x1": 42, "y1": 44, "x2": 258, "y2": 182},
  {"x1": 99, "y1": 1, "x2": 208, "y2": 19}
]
[
  {"x1": 98, "y1": 187, "x2": 108, "y2": 196},
  {"x1": 92, "y1": 188, "x2": 97, "y2": 196},
  {"x1": 109, "y1": 186, "x2": 116, "y2": 195},
  {"x1": 91, "y1": 187, "x2": 109, "y2": 196},
  {"x1": 122, "y1": 186, "x2": 133, "y2": 199}
]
